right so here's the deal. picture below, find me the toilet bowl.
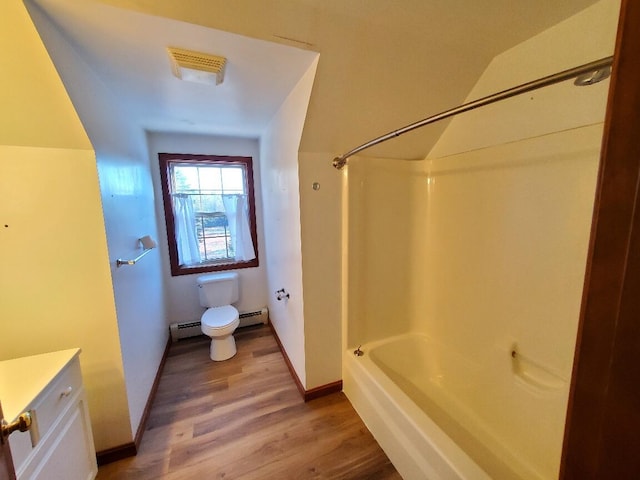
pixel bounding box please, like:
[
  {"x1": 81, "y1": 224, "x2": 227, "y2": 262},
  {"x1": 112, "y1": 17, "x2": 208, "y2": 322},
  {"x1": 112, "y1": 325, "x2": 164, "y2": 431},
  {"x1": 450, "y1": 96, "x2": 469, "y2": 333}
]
[
  {"x1": 197, "y1": 272, "x2": 241, "y2": 361},
  {"x1": 201, "y1": 305, "x2": 240, "y2": 361}
]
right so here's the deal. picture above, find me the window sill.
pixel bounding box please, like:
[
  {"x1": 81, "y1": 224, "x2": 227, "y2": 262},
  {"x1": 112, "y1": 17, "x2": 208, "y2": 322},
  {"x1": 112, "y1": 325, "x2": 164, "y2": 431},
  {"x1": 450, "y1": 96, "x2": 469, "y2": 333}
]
[{"x1": 171, "y1": 258, "x2": 259, "y2": 276}]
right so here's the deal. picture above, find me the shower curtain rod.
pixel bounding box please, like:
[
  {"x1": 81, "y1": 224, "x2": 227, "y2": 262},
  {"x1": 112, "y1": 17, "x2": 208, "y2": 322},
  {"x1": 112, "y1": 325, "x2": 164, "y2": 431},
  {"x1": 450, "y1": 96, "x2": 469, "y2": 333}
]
[{"x1": 332, "y1": 56, "x2": 614, "y2": 170}]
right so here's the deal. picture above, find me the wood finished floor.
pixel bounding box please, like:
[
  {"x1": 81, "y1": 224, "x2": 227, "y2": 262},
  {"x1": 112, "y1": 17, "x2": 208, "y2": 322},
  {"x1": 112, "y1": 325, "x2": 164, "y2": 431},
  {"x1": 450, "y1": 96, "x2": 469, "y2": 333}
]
[{"x1": 97, "y1": 325, "x2": 401, "y2": 480}]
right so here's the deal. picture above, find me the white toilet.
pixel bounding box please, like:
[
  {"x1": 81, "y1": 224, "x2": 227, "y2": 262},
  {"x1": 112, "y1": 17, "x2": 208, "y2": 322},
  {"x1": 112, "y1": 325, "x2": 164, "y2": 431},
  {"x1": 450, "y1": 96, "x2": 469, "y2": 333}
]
[{"x1": 197, "y1": 272, "x2": 240, "y2": 361}]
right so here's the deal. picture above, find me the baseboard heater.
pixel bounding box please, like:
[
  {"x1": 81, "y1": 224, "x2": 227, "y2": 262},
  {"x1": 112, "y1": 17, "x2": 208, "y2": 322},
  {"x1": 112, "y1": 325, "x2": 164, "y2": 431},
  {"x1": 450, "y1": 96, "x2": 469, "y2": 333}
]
[{"x1": 169, "y1": 307, "x2": 269, "y2": 342}]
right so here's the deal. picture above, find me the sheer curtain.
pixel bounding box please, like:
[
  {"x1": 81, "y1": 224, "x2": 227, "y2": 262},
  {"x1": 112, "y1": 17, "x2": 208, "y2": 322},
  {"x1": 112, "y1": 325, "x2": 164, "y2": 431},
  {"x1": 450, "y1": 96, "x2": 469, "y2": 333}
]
[
  {"x1": 223, "y1": 194, "x2": 256, "y2": 261},
  {"x1": 172, "y1": 194, "x2": 201, "y2": 265}
]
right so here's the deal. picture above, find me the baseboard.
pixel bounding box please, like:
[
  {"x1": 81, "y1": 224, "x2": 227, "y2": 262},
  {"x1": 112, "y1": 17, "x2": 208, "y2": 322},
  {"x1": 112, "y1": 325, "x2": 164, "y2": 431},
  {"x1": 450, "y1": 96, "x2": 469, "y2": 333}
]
[
  {"x1": 303, "y1": 380, "x2": 343, "y2": 402},
  {"x1": 268, "y1": 323, "x2": 306, "y2": 398},
  {"x1": 96, "y1": 334, "x2": 172, "y2": 466},
  {"x1": 268, "y1": 323, "x2": 342, "y2": 402},
  {"x1": 96, "y1": 442, "x2": 137, "y2": 466},
  {"x1": 134, "y1": 334, "x2": 171, "y2": 447}
]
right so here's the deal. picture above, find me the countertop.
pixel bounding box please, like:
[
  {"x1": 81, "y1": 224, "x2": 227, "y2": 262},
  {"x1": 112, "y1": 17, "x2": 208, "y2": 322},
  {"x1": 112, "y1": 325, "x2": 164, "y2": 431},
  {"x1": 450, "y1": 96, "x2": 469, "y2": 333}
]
[{"x1": 0, "y1": 349, "x2": 80, "y2": 422}]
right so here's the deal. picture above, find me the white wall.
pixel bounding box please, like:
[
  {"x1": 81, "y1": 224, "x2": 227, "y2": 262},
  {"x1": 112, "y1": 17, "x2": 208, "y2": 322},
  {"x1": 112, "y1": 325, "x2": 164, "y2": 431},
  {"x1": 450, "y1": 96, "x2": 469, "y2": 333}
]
[
  {"x1": 260, "y1": 56, "x2": 319, "y2": 388},
  {"x1": 0, "y1": 0, "x2": 132, "y2": 452},
  {"x1": 147, "y1": 132, "x2": 269, "y2": 323},
  {"x1": 98, "y1": 152, "x2": 166, "y2": 443},
  {"x1": 25, "y1": 0, "x2": 169, "y2": 445},
  {"x1": 298, "y1": 152, "x2": 343, "y2": 388}
]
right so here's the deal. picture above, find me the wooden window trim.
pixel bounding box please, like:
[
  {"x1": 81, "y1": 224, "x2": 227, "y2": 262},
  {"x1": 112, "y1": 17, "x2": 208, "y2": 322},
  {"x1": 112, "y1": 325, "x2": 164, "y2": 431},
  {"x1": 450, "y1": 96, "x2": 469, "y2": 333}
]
[{"x1": 158, "y1": 153, "x2": 259, "y2": 276}]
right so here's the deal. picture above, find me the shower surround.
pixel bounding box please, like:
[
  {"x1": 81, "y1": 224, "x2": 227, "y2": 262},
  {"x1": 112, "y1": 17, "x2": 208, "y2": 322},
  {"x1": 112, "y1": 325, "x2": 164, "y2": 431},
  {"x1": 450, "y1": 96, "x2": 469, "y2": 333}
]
[
  {"x1": 344, "y1": 125, "x2": 602, "y2": 479},
  {"x1": 341, "y1": 1, "x2": 620, "y2": 478}
]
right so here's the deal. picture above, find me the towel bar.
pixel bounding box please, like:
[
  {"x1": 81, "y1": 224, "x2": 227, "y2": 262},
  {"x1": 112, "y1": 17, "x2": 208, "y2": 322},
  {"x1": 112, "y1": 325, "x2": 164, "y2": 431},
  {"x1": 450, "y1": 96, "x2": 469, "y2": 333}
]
[
  {"x1": 116, "y1": 236, "x2": 157, "y2": 267},
  {"x1": 116, "y1": 248, "x2": 153, "y2": 267}
]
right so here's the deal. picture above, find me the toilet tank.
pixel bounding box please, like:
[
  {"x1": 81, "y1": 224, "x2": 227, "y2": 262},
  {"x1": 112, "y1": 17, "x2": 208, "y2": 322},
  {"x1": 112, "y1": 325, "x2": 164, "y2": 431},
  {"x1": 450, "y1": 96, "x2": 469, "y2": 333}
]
[{"x1": 197, "y1": 272, "x2": 239, "y2": 307}]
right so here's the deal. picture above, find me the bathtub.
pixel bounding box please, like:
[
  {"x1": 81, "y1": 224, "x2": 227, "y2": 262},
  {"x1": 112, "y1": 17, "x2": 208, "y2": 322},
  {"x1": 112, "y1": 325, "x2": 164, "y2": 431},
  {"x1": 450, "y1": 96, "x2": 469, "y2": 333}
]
[{"x1": 343, "y1": 333, "x2": 569, "y2": 479}]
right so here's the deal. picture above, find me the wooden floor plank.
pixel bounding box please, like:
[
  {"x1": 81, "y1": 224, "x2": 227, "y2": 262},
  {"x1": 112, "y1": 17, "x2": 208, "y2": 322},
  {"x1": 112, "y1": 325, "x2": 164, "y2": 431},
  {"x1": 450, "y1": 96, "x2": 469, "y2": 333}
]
[{"x1": 96, "y1": 325, "x2": 401, "y2": 479}]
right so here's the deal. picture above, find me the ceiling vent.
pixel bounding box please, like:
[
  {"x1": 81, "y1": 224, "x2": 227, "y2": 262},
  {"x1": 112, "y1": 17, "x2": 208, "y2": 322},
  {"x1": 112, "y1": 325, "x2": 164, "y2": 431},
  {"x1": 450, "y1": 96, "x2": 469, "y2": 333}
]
[{"x1": 167, "y1": 47, "x2": 227, "y2": 85}]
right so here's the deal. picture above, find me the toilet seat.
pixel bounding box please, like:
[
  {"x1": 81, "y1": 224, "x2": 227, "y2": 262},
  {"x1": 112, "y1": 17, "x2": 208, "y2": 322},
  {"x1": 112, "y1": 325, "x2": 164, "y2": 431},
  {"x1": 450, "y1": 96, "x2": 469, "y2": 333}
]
[{"x1": 201, "y1": 305, "x2": 239, "y2": 336}]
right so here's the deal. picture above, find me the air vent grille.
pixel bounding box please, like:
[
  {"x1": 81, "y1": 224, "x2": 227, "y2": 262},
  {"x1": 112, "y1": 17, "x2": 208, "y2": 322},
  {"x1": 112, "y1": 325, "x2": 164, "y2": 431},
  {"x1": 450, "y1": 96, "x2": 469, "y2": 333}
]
[{"x1": 167, "y1": 47, "x2": 227, "y2": 85}]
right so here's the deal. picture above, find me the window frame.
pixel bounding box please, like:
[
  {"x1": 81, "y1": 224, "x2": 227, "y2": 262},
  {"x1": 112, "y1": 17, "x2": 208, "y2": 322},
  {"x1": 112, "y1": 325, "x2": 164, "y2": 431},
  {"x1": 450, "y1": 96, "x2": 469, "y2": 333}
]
[{"x1": 158, "y1": 153, "x2": 259, "y2": 276}]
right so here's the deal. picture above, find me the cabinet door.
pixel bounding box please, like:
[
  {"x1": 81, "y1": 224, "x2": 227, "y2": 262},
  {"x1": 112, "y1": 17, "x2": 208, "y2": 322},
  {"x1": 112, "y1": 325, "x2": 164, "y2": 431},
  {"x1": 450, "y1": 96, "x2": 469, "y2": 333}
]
[{"x1": 29, "y1": 398, "x2": 96, "y2": 480}]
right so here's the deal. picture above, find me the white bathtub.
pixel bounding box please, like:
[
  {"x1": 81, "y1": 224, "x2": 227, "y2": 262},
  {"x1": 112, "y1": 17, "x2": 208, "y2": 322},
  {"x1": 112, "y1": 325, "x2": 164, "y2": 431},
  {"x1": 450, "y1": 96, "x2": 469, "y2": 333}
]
[{"x1": 343, "y1": 333, "x2": 569, "y2": 479}]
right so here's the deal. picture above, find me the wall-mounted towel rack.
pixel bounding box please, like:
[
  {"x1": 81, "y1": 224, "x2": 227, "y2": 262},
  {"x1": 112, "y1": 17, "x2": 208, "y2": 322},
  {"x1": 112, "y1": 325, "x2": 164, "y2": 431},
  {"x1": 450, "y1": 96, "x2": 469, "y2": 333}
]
[{"x1": 116, "y1": 235, "x2": 157, "y2": 268}]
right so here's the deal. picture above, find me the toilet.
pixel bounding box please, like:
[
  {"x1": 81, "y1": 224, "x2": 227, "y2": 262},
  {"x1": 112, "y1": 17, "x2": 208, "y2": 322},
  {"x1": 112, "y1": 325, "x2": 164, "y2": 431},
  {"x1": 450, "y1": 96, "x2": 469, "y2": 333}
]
[{"x1": 197, "y1": 272, "x2": 240, "y2": 361}]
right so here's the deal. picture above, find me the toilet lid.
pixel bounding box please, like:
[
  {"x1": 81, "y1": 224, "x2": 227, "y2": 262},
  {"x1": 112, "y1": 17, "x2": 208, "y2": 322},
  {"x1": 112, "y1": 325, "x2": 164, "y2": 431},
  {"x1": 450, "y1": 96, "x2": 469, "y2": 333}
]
[{"x1": 201, "y1": 305, "x2": 239, "y2": 330}]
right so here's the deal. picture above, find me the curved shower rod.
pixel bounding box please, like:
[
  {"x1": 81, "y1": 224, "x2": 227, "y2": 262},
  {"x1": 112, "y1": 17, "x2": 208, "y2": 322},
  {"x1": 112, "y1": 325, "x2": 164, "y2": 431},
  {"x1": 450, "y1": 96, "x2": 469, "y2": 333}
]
[{"x1": 332, "y1": 56, "x2": 614, "y2": 170}]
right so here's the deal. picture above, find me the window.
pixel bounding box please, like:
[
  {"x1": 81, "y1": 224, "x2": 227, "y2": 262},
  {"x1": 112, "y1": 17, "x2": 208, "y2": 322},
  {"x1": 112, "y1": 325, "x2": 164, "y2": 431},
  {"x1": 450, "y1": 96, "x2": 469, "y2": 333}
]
[{"x1": 159, "y1": 153, "x2": 259, "y2": 276}]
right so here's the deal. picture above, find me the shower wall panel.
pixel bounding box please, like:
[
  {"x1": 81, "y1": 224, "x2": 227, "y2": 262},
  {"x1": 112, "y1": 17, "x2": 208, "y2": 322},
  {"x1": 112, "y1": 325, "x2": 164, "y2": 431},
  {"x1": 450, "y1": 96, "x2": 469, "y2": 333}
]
[
  {"x1": 420, "y1": 125, "x2": 602, "y2": 385},
  {"x1": 346, "y1": 157, "x2": 425, "y2": 347}
]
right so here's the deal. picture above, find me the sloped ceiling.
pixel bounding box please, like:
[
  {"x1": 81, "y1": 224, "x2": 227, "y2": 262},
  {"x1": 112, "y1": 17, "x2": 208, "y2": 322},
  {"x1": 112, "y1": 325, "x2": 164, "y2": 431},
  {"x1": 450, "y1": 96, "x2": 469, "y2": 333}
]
[
  {"x1": 28, "y1": 0, "x2": 319, "y2": 141},
  {"x1": 31, "y1": 0, "x2": 600, "y2": 160}
]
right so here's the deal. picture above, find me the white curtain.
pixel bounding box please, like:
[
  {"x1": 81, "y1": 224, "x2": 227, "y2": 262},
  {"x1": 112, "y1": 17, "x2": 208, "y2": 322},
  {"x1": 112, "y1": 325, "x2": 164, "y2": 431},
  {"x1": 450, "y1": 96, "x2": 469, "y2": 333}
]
[
  {"x1": 172, "y1": 194, "x2": 201, "y2": 265},
  {"x1": 223, "y1": 194, "x2": 256, "y2": 261}
]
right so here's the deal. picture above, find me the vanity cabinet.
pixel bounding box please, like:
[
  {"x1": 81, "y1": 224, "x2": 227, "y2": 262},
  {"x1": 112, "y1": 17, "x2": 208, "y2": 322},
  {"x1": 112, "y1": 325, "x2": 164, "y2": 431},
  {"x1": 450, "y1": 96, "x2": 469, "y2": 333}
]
[{"x1": 0, "y1": 349, "x2": 97, "y2": 480}]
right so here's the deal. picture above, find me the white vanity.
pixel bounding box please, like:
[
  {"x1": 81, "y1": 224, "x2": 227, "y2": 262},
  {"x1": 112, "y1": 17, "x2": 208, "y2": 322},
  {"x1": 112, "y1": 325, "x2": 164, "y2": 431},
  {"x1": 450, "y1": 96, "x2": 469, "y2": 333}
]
[{"x1": 0, "y1": 349, "x2": 97, "y2": 480}]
